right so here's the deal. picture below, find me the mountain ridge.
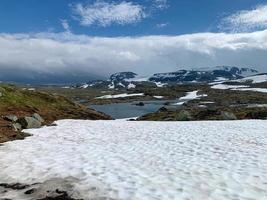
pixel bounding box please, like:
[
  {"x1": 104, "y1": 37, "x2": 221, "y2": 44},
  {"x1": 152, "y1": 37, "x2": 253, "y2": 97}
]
[{"x1": 77, "y1": 66, "x2": 262, "y2": 89}]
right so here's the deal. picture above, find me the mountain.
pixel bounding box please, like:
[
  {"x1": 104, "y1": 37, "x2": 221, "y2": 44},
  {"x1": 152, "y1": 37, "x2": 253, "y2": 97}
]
[
  {"x1": 149, "y1": 66, "x2": 259, "y2": 83},
  {"x1": 76, "y1": 66, "x2": 260, "y2": 89}
]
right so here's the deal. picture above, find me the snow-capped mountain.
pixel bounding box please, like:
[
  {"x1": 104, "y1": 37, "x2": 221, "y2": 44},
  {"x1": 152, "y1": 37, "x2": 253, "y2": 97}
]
[
  {"x1": 149, "y1": 66, "x2": 259, "y2": 83},
  {"x1": 76, "y1": 66, "x2": 260, "y2": 89},
  {"x1": 110, "y1": 72, "x2": 137, "y2": 81}
]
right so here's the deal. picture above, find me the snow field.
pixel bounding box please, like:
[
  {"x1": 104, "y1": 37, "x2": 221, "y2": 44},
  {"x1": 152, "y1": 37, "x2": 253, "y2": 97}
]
[{"x1": 0, "y1": 120, "x2": 267, "y2": 200}]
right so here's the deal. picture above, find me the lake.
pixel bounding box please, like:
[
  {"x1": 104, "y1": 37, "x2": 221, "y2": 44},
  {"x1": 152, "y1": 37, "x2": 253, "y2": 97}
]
[{"x1": 90, "y1": 100, "x2": 181, "y2": 119}]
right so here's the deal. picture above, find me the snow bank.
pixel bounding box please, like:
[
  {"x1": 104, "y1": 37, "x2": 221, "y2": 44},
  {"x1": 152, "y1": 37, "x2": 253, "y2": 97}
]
[
  {"x1": 96, "y1": 93, "x2": 144, "y2": 99},
  {"x1": 232, "y1": 88, "x2": 267, "y2": 93},
  {"x1": 1, "y1": 120, "x2": 266, "y2": 200},
  {"x1": 127, "y1": 83, "x2": 136, "y2": 89},
  {"x1": 153, "y1": 96, "x2": 164, "y2": 99},
  {"x1": 238, "y1": 74, "x2": 267, "y2": 84},
  {"x1": 179, "y1": 90, "x2": 207, "y2": 100},
  {"x1": 211, "y1": 84, "x2": 249, "y2": 90}
]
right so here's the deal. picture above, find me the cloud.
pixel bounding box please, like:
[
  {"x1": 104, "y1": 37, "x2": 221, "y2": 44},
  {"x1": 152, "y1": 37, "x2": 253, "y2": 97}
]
[
  {"x1": 219, "y1": 4, "x2": 267, "y2": 32},
  {"x1": 72, "y1": 1, "x2": 145, "y2": 27},
  {"x1": 0, "y1": 30, "x2": 266, "y2": 83},
  {"x1": 60, "y1": 19, "x2": 70, "y2": 32},
  {"x1": 153, "y1": 0, "x2": 169, "y2": 10},
  {"x1": 156, "y1": 23, "x2": 169, "y2": 28}
]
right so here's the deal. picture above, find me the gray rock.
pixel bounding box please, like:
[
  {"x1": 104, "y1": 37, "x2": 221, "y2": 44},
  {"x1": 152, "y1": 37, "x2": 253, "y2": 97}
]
[
  {"x1": 221, "y1": 111, "x2": 237, "y2": 120},
  {"x1": 162, "y1": 117, "x2": 175, "y2": 121},
  {"x1": 32, "y1": 113, "x2": 44, "y2": 123},
  {"x1": 158, "y1": 107, "x2": 168, "y2": 112},
  {"x1": 135, "y1": 102, "x2": 145, "y2": 106},
  {"x1": 4, "y1": 115, "x2": 18, "y2": 122},
  {"x1": 17, "y1": 117, "x2": 42, "y2": 129},
  {"x1": 176, "y1": 110, "x2": 192, "y2": 121},
  {"x1": 11, "y1": 123, "x2": 22, "y2": 131}
]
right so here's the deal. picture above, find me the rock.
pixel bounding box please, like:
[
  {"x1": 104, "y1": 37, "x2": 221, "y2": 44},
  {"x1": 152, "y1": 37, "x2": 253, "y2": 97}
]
[
  {"x1": 136, "y1": 102, "x2": 145, "y2": 106},
  {"x1": 32, "y1": 113, "x2": 45, "y2": 123},
  {"x1": 221, "y1": 111, "x2": 237, "y2": 120},
  {"x1": 11, "y1": 123, "x2": 22, "y2": 131},
  {"x1": 164, "y1": 102, "x2": 171, "y2": 106},
  {"x1": 162, "y1": 117, "x2": 175, "y2": 121},
  {"x1": 176, "y1": 110, "x2": 192, "y2": 121},
  {"x1": 158, "y1": 107, "x2": 168, "y2": 112},
  {"x1": 17, "y1": 117, "x2": 42, "y2": 129},
  {"x1": 3, "y1": 115, "x2": 18, "y2": 122}
]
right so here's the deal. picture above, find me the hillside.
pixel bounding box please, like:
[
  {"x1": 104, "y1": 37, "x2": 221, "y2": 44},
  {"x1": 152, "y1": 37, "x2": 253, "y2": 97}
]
[
  {"x1": 74, "y1": 66, "x2": 260, "y2": 90},
  {"x1": 0, "y1": 84, "x2": 112, "y2": 143}
]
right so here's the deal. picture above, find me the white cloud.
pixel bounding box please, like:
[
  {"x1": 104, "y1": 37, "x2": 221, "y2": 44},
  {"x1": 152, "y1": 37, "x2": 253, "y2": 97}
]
[
  {"x1": 0, "y1": 30, "x2": 267, "y2": 82},
  {"x1": 220, "y1": 4, "x2": 267, "y2": 32},
  {"x1": 60, "y1": 19, "x2": 70, "y2": 32},
  {"x1": 156, "y1": 23, "x2": 169, "y2": 28},
  {"x1": 72, "y1": 1, "x2": 145, "y2": 27},
  {"x1": 153, "y1": 0, "x2": 169, "y2": 10}
]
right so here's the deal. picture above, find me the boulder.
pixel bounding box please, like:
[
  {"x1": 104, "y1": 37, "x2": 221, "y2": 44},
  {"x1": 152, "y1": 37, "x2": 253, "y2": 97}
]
[
  {"x1": 136, "y1": 102, "x2": 145, "y2": 106},
  {"x1": 3, "y1": 115, "x2": 18, "y2": 122},
  {"x1": 11, "y1": 123, "x2": 22, "y2": 131},
  {"x1": 32, "y1": 113, "x2": 45, "y2": 123},
  {"x1": 164, "y1": 102, "x2": 171, "y2": 106},
  {"x1": 17, "y1": 117, "x2": 42, "y2": 129},
  {"x1": 158, "y1": 107, "x2": 168, "y2": 112},
  {"x1": 221, "y1": 111, "x2": 237, "y2": 120},
  {"x1": 176, "y1": 110, "x2": 192, "y2": 121}
]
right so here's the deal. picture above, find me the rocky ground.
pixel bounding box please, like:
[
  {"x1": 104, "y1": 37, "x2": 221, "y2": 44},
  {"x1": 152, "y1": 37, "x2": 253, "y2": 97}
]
[
  {"x1": 138, "y1": 87, "x2": 267, "y2": 121},
  {"x1": 0, "y1": 84, "x2": 112, "y2": 143}
]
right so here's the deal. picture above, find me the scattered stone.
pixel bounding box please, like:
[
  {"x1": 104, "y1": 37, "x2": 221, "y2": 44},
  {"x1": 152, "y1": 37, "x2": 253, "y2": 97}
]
[
  {"x1": 176, "y1": 110, "x2": 192, "y2": 121},
  {"x1": 11, "y1": 123, "x2": 22, "y2": 131},
  {"x1": 24, "y1": 188, "x2": 36, "y2": 195},
  {"x1": 0, "y1": 183, "x2": 30, "y2": 190},
  {"x1": 221, "y1": 111, "x2": 237, "y2": 120},
  {"x1": 164, "y1": 102, "x2": 171, "y2": 106},
  {"x1": 32, "y1": 113, "x2": 45, "y2": 123},
  {"x1": 135, "y1": 102, "x2": 145, "y2": 106},
  {"x1": 3, "y1": 115, "x2": 18, "y2": 122},
  {"x1": 17, "y1": 117, "x2": 42, "y2": 129},
  {"x1": 158, "y1": 107, "x2": 168, "y2": 112}
]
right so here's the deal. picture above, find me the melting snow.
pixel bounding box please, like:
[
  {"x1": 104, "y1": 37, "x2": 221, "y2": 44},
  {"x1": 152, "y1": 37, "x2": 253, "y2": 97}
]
[
  {"x1": 232, "y1": 88, "x2": 267, "y2": 93},
  {"x1": 0, "y1": 120, "x2": 266, "y2": 200},
  {"x1": 96, "y1": 93, "x2": 144, "y2": 99},
  {"x1": 238, "y1": 74, "x2": 267, "y2": 84},
  {"x1": 127, "y1": 83, "x2": 136, "y2": 89},
  {"x1": 179, "y1": 90, "x2": 207, "y2": 100},
  {"x1": 153, "y1": 96, "x2": 164, "y2": 99},
  {"x1": 211, "y1": 84, "x2": 249, "y2": 90}
]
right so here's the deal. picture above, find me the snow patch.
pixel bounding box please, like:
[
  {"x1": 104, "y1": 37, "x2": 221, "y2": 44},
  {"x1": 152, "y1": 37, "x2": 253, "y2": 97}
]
[
  {"x1": 238, "y1": 74, "x2": 267, "y2": 84},
  {"x1": 211, "y1": 84, "x2": 249, "y2": 90},
  {"x1": 153, "y1": 96, "x2": 164, "y2": 99},
  {"x1": 127, "y1": 83, "x2": 136, "y2": 89},
  {"x1": 96, "y1": 93, "x2": 144, "y2": 99},
  {"x1": 232, "y1": 88, "x2": 267, "y2": 93},
  {"x1": 179, "y1": 90, "x2": 207, "y2": 100}
]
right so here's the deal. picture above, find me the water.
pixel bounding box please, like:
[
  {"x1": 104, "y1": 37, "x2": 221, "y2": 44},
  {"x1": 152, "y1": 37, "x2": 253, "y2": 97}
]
[{"x1": 90, "y1": 100, "x2": 180, "y2": 119}]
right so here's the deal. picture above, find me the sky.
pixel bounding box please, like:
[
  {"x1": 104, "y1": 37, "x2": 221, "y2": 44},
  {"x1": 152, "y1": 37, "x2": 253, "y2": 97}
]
[{"x1": 0, "y1": 0, "x2": 267, "y2": 83}]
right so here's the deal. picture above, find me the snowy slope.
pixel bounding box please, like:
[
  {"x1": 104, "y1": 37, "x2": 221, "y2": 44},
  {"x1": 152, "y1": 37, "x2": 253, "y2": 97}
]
[
  {"x1": 237, "y1": 74, "x2": 267, "y2": 84},
  {"x1": 0, "y1": 120, "x2": 267, "y2": 200},
  {"x1": 95, "y1": 93, "x2": 144, "y2": 99}
]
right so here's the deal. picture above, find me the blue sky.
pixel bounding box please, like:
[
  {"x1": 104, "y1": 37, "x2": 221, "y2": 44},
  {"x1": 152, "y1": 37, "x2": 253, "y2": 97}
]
[
  {"x1": 1, "y1": 0, "x2": 266, "y2": 36},
  {"x1": 0, "y1": 0, "x2": 267, "y2": 83}
]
